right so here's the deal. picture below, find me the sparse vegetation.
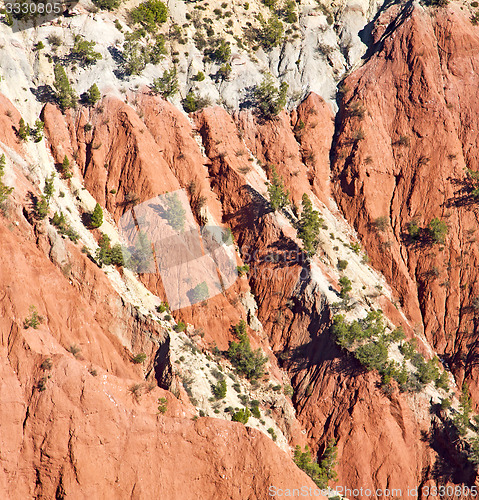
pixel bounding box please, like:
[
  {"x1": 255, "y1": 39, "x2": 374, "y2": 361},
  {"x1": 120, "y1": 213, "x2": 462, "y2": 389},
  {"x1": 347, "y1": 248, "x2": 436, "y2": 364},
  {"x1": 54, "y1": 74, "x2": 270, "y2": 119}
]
[
  {"x1": 253, "y1": 75, "x2": 288, "y2": 119},
  {"x1": 152, "y1": 68, "x2": 179, "y2": 99},
  {"x1": 226, "y1": 320, "x2": 268, "y2": 381},
  {"x1": 132, "y1": 353, "x2": 147, "y2": 364},
  {"x1": 231, "y1": 407, "x2": 250, "y2": 424},
  {"x1": 296, "y1": 194, "x2": 322, "y2": 256},
  {"x1": 293, "y1": 441, "x2": 338, "y2": 489},
  {"x1": 90, "y1": 203, "x2": 104, "y2": 229},
  {"x1": 428, "y1": 217, "x2": 448, "y2": 244},
  {"x1": 51, "y1": 211, "x2": 79, "y2": 242},
  {"x1": 0, "y1": 154, "x2": 14, "y2": 212},
  {"x1": 212, "y1": 379, "x2": 227, "y2": 400},
  {"x1": 182, "y1": 90, "x2": 210, "y2": 113},
  {"x1": 130, "y1": 0, "x2": 168, "y2": 32},
  {"x1": 267, "y1": 165, "x2": 289, "y2": 211},
  {"x1": 70, "y1": 36, "x2": 102, "y2": 65},
  {"x1": 157, "y1": 396, "x2": 168, "y2": 414},
  {"x1": 23, "y1": 305, "x2": 43, "y2": 329},
  {"x1": 53, "y1": 64, "x2": 77, "y2": 112}
]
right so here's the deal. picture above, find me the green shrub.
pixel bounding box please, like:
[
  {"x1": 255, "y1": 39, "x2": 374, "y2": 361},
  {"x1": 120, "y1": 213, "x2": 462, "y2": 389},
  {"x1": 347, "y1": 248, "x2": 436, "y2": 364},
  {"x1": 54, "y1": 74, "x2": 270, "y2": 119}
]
[
  {"x1": 90, "y1": 203, "x2": 103, "y2": 228},
  {"x1": 152, "y1": 68, "x2": 179, "y2": 99},
  {"x1": 355, "y1": 340, "x2": 388, "y2": 372},
  {"x1": 337, "y1": 259, "x2": 348, "y2": 271},
  {"x1": 373, "y1": 216, "x2": 389, "y2": 232},
  {"x1": 194, "y1": 71, "x2": 205, "y2": 82},
  {"x1": 293, "y1": 441, "x2": 337, "y2": 489},
  {"x1": 257, "y1": 13, "x2": 284, "y2": 50},
  {"x1": 0, "y1": 154, "x2": 14, "y2": 211},
  {"x1": 250, "y1": 400, "x2": 261, "y2": 418},
  {"x1": 227, "y1": 320, "x2": 267, "y2": 380},
  {"x1": 232, "y1": 407, "x2": 250, "y2": 424},
  {"x1": 236, "y1": 264, "x2": 249, "y2": 276},
  {"x1": 296, "y1": 194, "x2": 322, "y2": 255},
  {"x1": 428, "y1": 217, "x2": 448, "y2": 244},
  {"x1": 253, "y1": 75, "x2": 288, "y2": 119},
  {"x1": 453, "y1": 384, "x2": 472, "y2": 435},
  {"x1": 30, "y1": 119, "x2": 44, "y2": 142},
  {"x1": 205, "y1": 38, "x2": 231, "y2": 63},
  {"x1": 93, "y1": 0, "x2": 121, "y2": 10},
  {"x1": 156, "y1": 301, "x2": 170, "y2": 313},
  {"x1": 60, "y1": 155, "x2": 72, "y2": 179},
  {"x1": 188, "y1": 281, "x2": 209, "y2": 303},
  {"x1": 338, "y1": 276, "x2": 352, "y2": 299},
  {"x1": 267, "y1": 427, "x2": 277, "y2": 441},
  {"x1": 51, "y1": 211, "x2": 79, "y2": 242},
  {"x1": 18, "y1": 118, "x2": 28, "y2": 140},
  {"x1": 71, "y1": 36, "x2": 102, "y2": 65},
  {"x1": 157, "y1": 397, "x2": 167, "y2": 414},
  {"x1": 164, "y1": 192, "x2": 186, "y2": 231},
  {"x1": 182, "y1": 90, "x2": 210, "y2": 113},
  {"x1": 267, "y1": 165, "x2": 289, "y2": 211},
  {"x1": 212, "y1": 379, "x2": 227, "y2": 399},
  {"x1": 173, "y1": 321, "x2": 187, "y2": 332},
  {"x1": 23, "y1": 305, "x2": 43, "y2": 329},
  {"x1": 130, "y1": 0, "x2": 168, "y2": 32},
  {"x1": 96, "y1": 233, "x2": 124, "y2": 267},
  {"x1": 53, "y1": 64, "x2": 77, "y2": 112},
  {"x1": 132, "y1": 353, "x2": 147, "y2": 364},
  {"x1": 85, "y1": 84, "x2": 101, "y2": 106},
  {"x1": 407, "y1": 220, "x2": 421, "y2": 240}
]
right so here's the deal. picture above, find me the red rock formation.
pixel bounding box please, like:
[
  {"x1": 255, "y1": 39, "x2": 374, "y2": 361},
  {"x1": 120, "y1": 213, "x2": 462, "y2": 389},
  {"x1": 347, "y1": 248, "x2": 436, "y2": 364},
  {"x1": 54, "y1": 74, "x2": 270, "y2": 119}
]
[{"x1": 330, "y1": 2, "x2": 479, "y2": 403}]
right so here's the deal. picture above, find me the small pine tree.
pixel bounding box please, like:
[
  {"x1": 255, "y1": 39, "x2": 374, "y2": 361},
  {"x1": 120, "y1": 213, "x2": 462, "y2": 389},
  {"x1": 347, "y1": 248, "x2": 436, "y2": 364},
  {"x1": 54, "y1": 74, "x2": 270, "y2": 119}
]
[
  {"x1": 164, "y1": 192, "x2": 186, "y2": 231},
  {"x1": 296, "y1": 194, "x2": 322, "y2": 255},
  {"x1": 0, "y1": 154, "x2": 14, "y2": 211},
  {"x1": 152, "y1": 68, "x2": 178, "y2": 99},
  {"x1": 90, "y1": 203, "x2": 104, "y2": 228},
  {"x1": 60, "y1": 155, "x2": 72, "y2": 179},
  {"x1": 428, "y1": 217, "x2": 448, "y2": 244},
  {"x1": 18, "y1": 118, "x2": 28, "y2": 140},
  {"x1": 86, "y1": 84, "x2": 101, "y2": 106},
  {"x1": 254, "y1": 75, "x2": 288, "y2": 118},
  {"x1": 54, "y1": 64, "x2": 77, "y2": 112},
  {"x1": 267, "y1": 165, "x2": 289, "y2": 211}
]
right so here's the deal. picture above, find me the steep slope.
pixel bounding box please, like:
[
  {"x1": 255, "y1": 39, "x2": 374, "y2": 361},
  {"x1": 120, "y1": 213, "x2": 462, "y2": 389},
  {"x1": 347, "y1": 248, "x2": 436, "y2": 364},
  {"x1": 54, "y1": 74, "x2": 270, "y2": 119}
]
[{"x1": 331, "y1": 1, "x2": 479, "y2": 404}]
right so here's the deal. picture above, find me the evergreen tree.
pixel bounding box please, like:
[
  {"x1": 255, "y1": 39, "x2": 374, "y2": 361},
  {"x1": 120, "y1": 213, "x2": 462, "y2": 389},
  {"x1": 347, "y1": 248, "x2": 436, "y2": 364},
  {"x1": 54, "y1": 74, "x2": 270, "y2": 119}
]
[
  {"x1": 267, "y1": 165, "x2": 289, "y2": 211},
  {"x1": 60, "y1": 155, "x2": 72, "y2": 179},
  {"x1": 86, "y1": 84, "x2": 101, "y2": 106},
  {"x1": 90, "y1": 203, "x2": 104, "y2": 228},
  {"x1": 296, "y1": 194, "x2": 322, "y2": 255},
  {"x1": 54, "y1": 64, "x2": 77, "y2": 112},
  {"x1": 254, "y1": 75, "x2": 288, "y2": 119},
  {"x1": 152, "y1": 68, "x2": 178, "y2": 99},
  {"x1": 18, "y1": 118, "x2": 28, "y2": 140},
  {"x1": 0, "y1": 154, "x2": 14, "y2": 211},
  {"x1": 164, "y1": 192, "x2": 186, "y2": 231}
]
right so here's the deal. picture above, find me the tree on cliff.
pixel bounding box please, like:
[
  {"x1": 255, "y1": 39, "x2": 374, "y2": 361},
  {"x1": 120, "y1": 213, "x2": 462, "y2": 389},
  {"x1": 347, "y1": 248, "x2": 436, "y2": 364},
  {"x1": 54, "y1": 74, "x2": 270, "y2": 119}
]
[
  {"x1": 253, "y1": 75, "x2": 288, "y2": 119},
  {"x1": 53, "y1": 64, "x2": 77, "y2": 112},
  {"x1": 267, "y1": 165, "x2": 289, "y2": 211},
  {"x1": 0, "y1": 154, "x2": 14, "y2": 213},
  {"x1": 296, "y1": 194, "x2": 322, "y2": 256},
  {"x1": 90, "y1": 203, "x2": 104, "y2": 229},
  {"x1": 152, "y1": 68, "x2": 178, "y2": 99},
  {"x1": 227, "y1": 320, "x2": 267, "y2": 381},
  {"x1": 86, "y1": 84, "x2": 101, "y2": 106},
  {"x1": 293, "y1": 441, "x2": 338, "y2": 488}
]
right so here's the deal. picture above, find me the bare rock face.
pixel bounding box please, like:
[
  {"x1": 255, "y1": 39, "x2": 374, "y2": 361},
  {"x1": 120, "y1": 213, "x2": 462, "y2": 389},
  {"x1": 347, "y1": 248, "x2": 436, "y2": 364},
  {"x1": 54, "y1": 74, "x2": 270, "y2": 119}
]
[{"x1": 331, "y1": 2, "x2": 479, "y2": 402}]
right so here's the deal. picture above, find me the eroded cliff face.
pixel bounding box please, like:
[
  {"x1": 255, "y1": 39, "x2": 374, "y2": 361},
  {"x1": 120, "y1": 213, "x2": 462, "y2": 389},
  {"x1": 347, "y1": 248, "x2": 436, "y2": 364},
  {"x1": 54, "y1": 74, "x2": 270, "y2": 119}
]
[
  {"x1": 3, "y1": 0, "x2": 479, "y2": 498},
  {"x1": 331, "y1": 2, "x2": 479, "y2": 405}
]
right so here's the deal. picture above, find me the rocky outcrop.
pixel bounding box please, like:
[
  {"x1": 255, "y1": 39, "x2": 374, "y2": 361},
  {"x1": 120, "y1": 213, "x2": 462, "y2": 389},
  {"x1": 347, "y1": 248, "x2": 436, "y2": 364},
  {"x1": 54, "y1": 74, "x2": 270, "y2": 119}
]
[{"x1": 331, "y1": 2, "x2": 479, "y2": 404}]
